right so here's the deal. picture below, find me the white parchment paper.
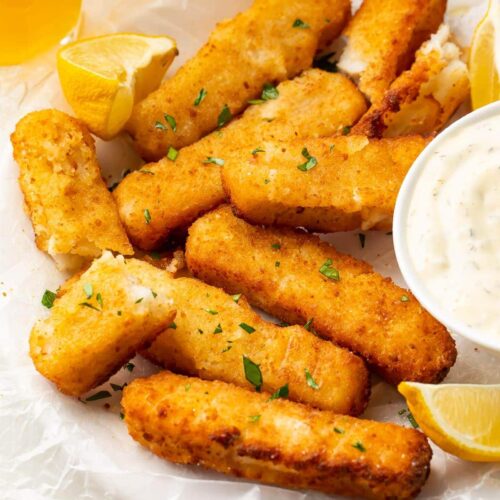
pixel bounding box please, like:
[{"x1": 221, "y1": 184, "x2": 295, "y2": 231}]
[{"x1": 1, "y1": 1, "x2": 499, "y2": 498}]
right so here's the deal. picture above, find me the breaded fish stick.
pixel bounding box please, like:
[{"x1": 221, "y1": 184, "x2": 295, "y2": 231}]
[
  {"x1": 337, "y1": 0, "x2": 446, "y2": 103},
  {"x1": 351, "y1": 25, "x2": 470, "y2": 138},
  {"x1": 222, "y1": 135, "x2": 429, "y2": 232},
  {"x1": 126, "y1": 0, "x2": 351, "y2": 160},
  {"x1": 123, "y1": 371, "x2": 432, "y2": 500},
  {"x1": 143, "y1": 277, "x2": 369, "y2": 415},
  {"x1": 115, "y1": 70, "x2": 367, "y2": 249},
  {"x1": 11, "y1": 110, "x2": 132, "y2": 271},
  {"x1": 185, "y1": 206, "x2": 457, "y2": 385},
  {"x1": 30, "y1": 252, "x2": 176, "y2": 396}
]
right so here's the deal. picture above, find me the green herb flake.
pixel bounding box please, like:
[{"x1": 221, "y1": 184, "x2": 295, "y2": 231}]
[
  {"x1": 154, "y1": 121, "x2": 167, "y2": 131},
  {"x1": 204, "y1": 308, "x2": 218, "y2": 315},
  {"x1": 329, "y1": 144, "x2": 335, "y2": 152},
  {"x1": 96, "y1": 292, "x2": 103, "y2": 309},
  {"x1": 352, "y1": 441, "x2": 366, "y2": 452},
  {"x1": 342, "y1": 125, "x2": 351, "y2": 136},
  {"x1": 169, "y1": 321, "x2": 177, "y2": 329},
  {"x1": 248, "y1": 98, "x2": 264, "y2": 105},
  {"x1": 149, "y1": 251, "x2": 162, "y2": 260},
  {"x1": 151, "y1": 290, "x2": 158, "y2": 298},
  {"x1": 297, "y1": 147, "x2": 318, "y2": 172},
  {"x1": 269, "y1": 384, "x2": 289, "y2": 400},
  {"x1": 135, "y1": 297, "x2": 143, "y2": 304},
  {"x1": 407, "y1": 412, "x2": 419, "y2": 428},
  {"x1": 222, "y1": 344, "x2": 233, "y2": 353},
  {"x1": 167, "y1": 146, "x2": 179, "y2": 161},
  {"x1": 194, "y1": 88, "x2": 207, "y2": 106},
  {"x1": 264, "y1": 179, "x2": 270, "y2": 184},
  {"x1": 217, "y1": 104, "x2": 232, "y2": 128},
  {"x1": 319, "y1": 258, "x2": 340, "y2": 281},
  {"x1": 79, "y1": 302, "x2": 101, "y2": 312},
  {"x1": 334, "y1": 427, "x2": 345, "y2": 434},
  {"x1": 198, "y1": 328, "x2": 204, "y2": 334},
  {"x1": 292, "y1": 18, "x2": 310, "y2": 29},
  {"x1": 251, "y1": 147, "x2": 265, "y2": 155},
  {"x1": 401, "y1": 295, "x2": 410, "y2": 302},
  {"x1": 144, "y1": 208, "x2": 152, "y2": 225},
  {"x1": 83, "y1": 283, "x2": 93, "y2": 299},
  {"x1": 304, "y1": 318, "x2": 314, "y2": 331},
  {"x1": 240, "y1": 322, "x2": 256, "y2": 334},
  {"x1": 120, "y1": 412, "x2": 125, "y2": 420},
  {"x1": 41, "y1": 289, "x2": 57, "y2": 309},
  {"x1": 359, "y1": 233, "x2": 366, "y2": 249},
  {"x1": 203, "y1": 156, "x2": 225, "y2": 166},
  {"x1": 275, "y1": 261, "x2": 280, "y2": 268},
  {"x1": 117, "y1": 310, "x2": 122, "y2": 316},
  {"x1": 271, "y1": 243, "x2": 281, "y2": 250},
  {"x1": 164, "y1": 113, "x2": 177, "y2": 132},
  {"x1": 232, "y1": 293, "x2": 242, "y2": 303},
  {"x1": 398, "y1": 409, "x2": 407, "y2": 416},
  {"x1": 249, "y1": 414, "x2": 261, "y2": 423},
  {"x1": 243, "y1": 356, "x2": 263, "y2": 391},
  {"x1": 305, "y1": 369, "x2": 319, "y2": 390},
  {"x1": 261, "y1": 82, "x2": 279, "y2": 100},
  {"x1": 111, "y1": 382, "x2": 126, "y2": 392},
  {"x1": 185, "y1": 383, "x2": 191, "y2": 392},
  {"x1": 85, "y1": 390, "x2": 111, "y2": 402},
  {"x1": 124, "y1": 362, "x2": 135, "y2": 372},
  {"x1": 213, "y1": 323, "x2": 223, "y2": 334},
  {"x1": 279, "y1": 321, "x2": 290, "y2": 327},
  {"x1": 139, "y1": 169, "x2": 155, "y2": 175}
]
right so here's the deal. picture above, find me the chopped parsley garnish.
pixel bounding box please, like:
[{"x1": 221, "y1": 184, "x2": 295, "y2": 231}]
[
  {"x1": 251, "y1": 147, "x2": 265, "y2": 155},
  {"x1": 169, "y1": 321, "x2": 177, "y2": 329},
  {"x1": 352, "y1": 441, "x2": 366, "y2": 452},
  {"x1": 304, "y1": 318, "x2": 314, "y2": 331},
  {"x1": 213, "y1": 323, "x2": 223, "y2": 334},
  {"x1": 249, "y1": 414, "x2": 261, "y2": 423},
  {"x1": 313, "y1": 52, "x2": 338, "y2": 73},
  {"x1": 120, "y1": 412, "x2": 125, "y2": 420},
  {"x1": 275, "y1": 261, "x2": 280, "y2": 267},
  {"x1": 149, "y1": 251, "x2": 162, "y2": 260},
  {"x1": 117, "y1": 310, "x2": 122, "y2": 316},
  {"x1": 319, "y1": 258, "x2": 340, "y2": 281},
  {"x1": 164, "y1": 114, "x2": 177, "y2": 132},
  {"x1": 305, "y1": 369, "x2": 319, "y2": 390},
  {"x1": 204, "y1": 308, "x2": 218, "y2": 315},
  {"x1": 271, "y1": 243, "x2": 281, "y2": 250},
  {"x1": 269, "y1": 384, "x2": 289, "y2": 400},
  {"x1": 264, "y1": 179, "x2": 270, "y2": 184},
  {"x1": 79, "y1": 302, "x2": 101, "y2": 312},
  {"x1": 279, "y1": 321, "x2": 290, "y2": 327},
  {"x1": 401, "y1": 295, "x2": 410, "y2": 302},
  {"x1": 203, "y1": 156, "x2": 225, "y2": 166},
  {"x1": 334, "y1": 427, "x2": 345, "y2": 434},
  {"x1": 194, "y1": 88, "x2": 207, "y2": 106},
  {"x1": 329, "y1": 144, "x2": 335, "y2": 152},
  {"x1": 135, "y1": 298, "x2": 143, "y2": 304},
  {"x1": 96, "y1": 292, "x2": 103, "y2": 308},
  {"x1": 243, "y1": 355, "x2": 262, "y2": 391},
  {"x1": 292, "y1": 18, "x2": 310, "y2": 29},
  {"x1": 342, "y1": 125, "x2": 351, "y2": 136},
  {"x1": 359, "y1": 233, "x2": 366, "y2": 249},
  {"x1": 151, "y1": 290, "x2": 157, "y2": 298},
  {"x1": 140, "y1": 169, "x2": 154, "y2": 175},
  {"x1": 41, "y1": 289, "x2": 57, "y2": 309},
  {"x1": 167, "y1": 146, "x2": 179, "y2": 161},
  {"x1": 222, "y1": 344, "x2": 232, "y2": 353},
  {"x1": 124, "y1": 362, "x2": 135, "y2": 372},
  {"x1": 232, "y1": 293, "x2": 242, "y2": 303},
  {"x1": 154, "y1": 121, "x2": 166, "y2": 131},
  {"x1": 185, "y1": 383, "x2": 191, "y2": 392},
  {"x1": 248, "y1": 83, "x2": 280, "y2": 104},
  {"x1": 83, "y1": 283, "x2": 93, "y2": 299},
  {"x1": 398, "y1": 408, "x2": 407, "y2": 416},
  {"x1": 297, "y1": 147, "x2": 318, "y2": 171},
  {"x1": 85, "y1": 390, "x2": 111, "y2": 402},
  {"x1": 217, "y1": 104, "x2": 232, "y2": 128},
  {"x1": 110, "y1": 382, "x2": 126, "y2": 392},
  {"x1": 239, "y1": 322, "x2": 256, "y2": 334},
  {"x1": 144, "y1": 208, "x2": 152, "y2": 224},
  {"x1": 407, "y1": 412, "x2": 419, "y2": 428}
]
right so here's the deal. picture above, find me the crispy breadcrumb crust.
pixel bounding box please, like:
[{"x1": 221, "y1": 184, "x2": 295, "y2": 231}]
[
  {"x1": 185, "y1": 206, "x2": 457, "y2": 385},
  {"x1": 338, "y1": 0, "x2": 446, "y2": 103},
  {"x1": 30, "y1": 252, "x2": 176, "y2": 396},
  {"x1": 11, "y1": 110, "x2": 132, "y2": 268},
  {"x1": 143, "y1": 277, "x2": 370, "y2": 415},
  {"x1": 126, "y1": 0, "x2": 351, "y2": 161},
  {"x1": 123, "y1": 371, "x2": 432, "y2": 500},
  {"x1": 352, "y1": 25, "x2": 470, "y2": 138},
  {"x1": 222, "y1": 135, "x2": 429, "y2": 232},
  {"x1": 115, "y1": 70, "x2": 366, "y2": 249}
]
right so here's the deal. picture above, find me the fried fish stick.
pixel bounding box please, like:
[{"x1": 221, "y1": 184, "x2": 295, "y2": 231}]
[
  {"x1": 185, "y1": 206, "x2": 457, "y2": 385},
  {"x1": 351, "y1": 25, "x2": 470, "y2": 138},
  {"x1": 115, "y1": 70, "x2": 367, "y2": 249},
  {"x1": 11, "y1": 110, "x2": 132, "y2": 271},
  {"x1": 337, "y1": 0, "x2": 446, "y2": 103},
  {"x1": 123, "y1": 371, "x2": 432, "y2": 500},
  {"x1": 126, "y1": 0, "x2": 351, "y2": 161},
  {"x1": 222, "y1": 135, "x2": 429, "y2": 232},
  {"x1": 143, "y1": 277, "x2": 369, "y2": 415},
  {"x1": 30, "y1": 252, "x2": 176, "y2": 396}
]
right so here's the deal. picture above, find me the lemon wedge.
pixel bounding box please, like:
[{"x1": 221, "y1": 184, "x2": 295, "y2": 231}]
[
  {"x1": 469, "y1": 0, "x2": 500, "y2": 109},
  {"x1": 399, "y1": 382, "x2": 500, "y2": 461},
  {"x1": 57, "y1": 33, "x2": 177, "y2": 139}
]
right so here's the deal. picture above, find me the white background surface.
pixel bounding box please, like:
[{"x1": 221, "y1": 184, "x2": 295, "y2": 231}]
[{"x1": 1, "y1": 0, "x2": 499, "y2": 498}]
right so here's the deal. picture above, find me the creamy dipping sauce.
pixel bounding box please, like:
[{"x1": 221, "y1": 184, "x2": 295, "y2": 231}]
[{"x1": 406, "y1": 113, "x2": 500, "y2": 341}]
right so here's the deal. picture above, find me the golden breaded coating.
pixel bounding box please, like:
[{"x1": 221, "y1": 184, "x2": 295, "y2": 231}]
[
  {"x1": 123, "y1": 371, "x2": 432, "y2": 500},
  {"x1": 30, "y1": 252, "x2": 176, "y2": 396},
  {"x1": 126, "y1": 0, "x2": 351, "y2": 160},
  {"x1": 143, "y1": 277, "x2": 369, "y2": 415},
  {"x1": 11, "y1": 109, "x2": 132, "y2": 271},
  {"x1": 185, "y1": 206, "x2": 457, "y2": 385},
  {"x1": 222, "y1": 135, "x2": 429, "y2": 232},
  {"x1": 352, "y1": 25, "x2": 470, "y2": 138},
  {"x1": 337, "y1": 0, "x2": 446, "y2": 103},
  {"x1": 115, "y1": 70, "x2": 367, "y2": 249}
]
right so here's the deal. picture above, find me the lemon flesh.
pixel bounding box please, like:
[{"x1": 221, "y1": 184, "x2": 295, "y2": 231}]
[
  {"x1": 399, "y1": 382, "x2": 500, "y2": 462},
  {"x1": 57, "y1": 33, "x2": 177, "y2": 139},
  {"x1": 469, "y1": 0, "x2": 500, "y2": 110}
]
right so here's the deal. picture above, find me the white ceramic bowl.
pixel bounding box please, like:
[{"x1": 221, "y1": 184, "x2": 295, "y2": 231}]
[{"x1": 393, "y1": 100, "x2": 500, "y2": 354}]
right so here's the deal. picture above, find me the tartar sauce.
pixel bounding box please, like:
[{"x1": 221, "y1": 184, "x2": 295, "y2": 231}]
[{"x1": 406, "y1": 113, "x2": 500, "y2": 341}]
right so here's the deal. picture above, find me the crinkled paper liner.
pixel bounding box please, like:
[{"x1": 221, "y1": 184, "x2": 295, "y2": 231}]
[{"x1": 1, "y1": 0, "x2": 499, "y2": 498}]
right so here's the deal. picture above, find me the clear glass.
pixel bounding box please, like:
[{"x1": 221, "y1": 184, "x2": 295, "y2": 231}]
[{"x1": 0, "y1": 0, "x2": 82, "y2": 65}]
